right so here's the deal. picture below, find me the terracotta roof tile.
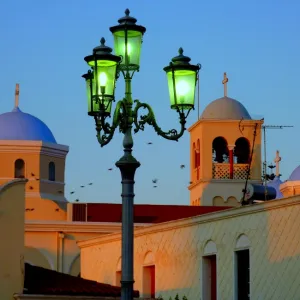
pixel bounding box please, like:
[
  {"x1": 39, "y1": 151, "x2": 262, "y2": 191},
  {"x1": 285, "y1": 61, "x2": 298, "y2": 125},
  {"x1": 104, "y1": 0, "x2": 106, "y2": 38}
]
[{"x1": 24, "y1": 263, "x2": 139, "y2": 297}]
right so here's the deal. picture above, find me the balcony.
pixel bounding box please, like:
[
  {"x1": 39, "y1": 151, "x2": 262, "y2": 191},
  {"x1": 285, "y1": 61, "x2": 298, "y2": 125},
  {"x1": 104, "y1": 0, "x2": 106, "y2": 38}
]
[{"x1": 212, "y1": 163, "x2": 250, "y2": 180}]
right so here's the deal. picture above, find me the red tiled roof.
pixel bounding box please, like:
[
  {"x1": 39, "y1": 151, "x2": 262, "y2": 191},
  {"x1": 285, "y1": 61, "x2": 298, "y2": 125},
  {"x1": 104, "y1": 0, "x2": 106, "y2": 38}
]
[
  {"x1": 24, "y1": 263, "x2": 139, "y2": 297},
  {"x1": 80, "y1": 203, "x2": 232, "y2": 223}
]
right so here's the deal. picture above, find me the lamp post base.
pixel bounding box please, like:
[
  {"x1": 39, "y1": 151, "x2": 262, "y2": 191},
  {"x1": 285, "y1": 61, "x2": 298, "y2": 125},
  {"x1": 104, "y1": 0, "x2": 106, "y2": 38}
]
[{"x1": 116, "y1": 151, "x2": 140, "y2": 300}]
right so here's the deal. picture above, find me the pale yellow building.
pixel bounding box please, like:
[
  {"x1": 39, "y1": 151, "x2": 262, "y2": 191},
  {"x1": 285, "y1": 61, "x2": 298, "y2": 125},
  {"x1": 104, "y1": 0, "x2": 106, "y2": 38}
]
[
  {"x1": 79, "y1": 195, "x2": 300, "y2": 300},
  {"x1": 77, "y1": 78, "x2": 300, "y2": 299},
  {"x1": 0, "y1": 86, "x2": 149, "y2": 277},
  {"x1": 0, "y1": 178, "x2": 27, "y2": 300}
]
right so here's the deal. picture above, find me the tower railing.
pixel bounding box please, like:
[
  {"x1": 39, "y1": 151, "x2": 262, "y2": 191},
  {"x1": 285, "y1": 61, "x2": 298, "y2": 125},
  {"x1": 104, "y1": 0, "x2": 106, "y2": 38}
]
[{"x1": 212, "y1": 163, "x2": 250, "y2": 180}]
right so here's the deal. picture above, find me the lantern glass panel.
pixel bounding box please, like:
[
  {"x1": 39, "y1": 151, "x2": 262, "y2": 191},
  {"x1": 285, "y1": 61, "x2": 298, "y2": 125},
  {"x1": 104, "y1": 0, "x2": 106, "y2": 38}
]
[
  {"x1": 166, "y1": 69, "x2": 197, "y2": 110},
  {"x1": 87, "y1": 60, "x2": 118, "y2": 97},
  {"x1": 112, "y1": 30, "x2": 143, "y2": 67},
  {"x1": 85, "y1": 75, "x2": 100, "y2": 116}
]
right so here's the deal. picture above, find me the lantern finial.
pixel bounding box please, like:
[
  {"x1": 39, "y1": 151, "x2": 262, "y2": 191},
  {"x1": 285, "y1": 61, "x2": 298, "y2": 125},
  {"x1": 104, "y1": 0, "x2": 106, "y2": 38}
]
[
  {"x1": 125, "y1": 8, "x2": 130, "y2": 16},
  {"x1": 178, "y1": 47, "x2": 184, "y2": 55},
  {"x1": 100, "y1": 37, "x2": 106, "y2": 45}
]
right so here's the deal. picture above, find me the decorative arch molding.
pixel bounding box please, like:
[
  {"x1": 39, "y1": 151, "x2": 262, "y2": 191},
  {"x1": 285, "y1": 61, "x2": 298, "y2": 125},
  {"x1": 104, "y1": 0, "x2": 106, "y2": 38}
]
[
  {"x1": 203, "y1": 240, "x2": 217, "y2": 255},
  {"x1": 24, "y1": 246, "x2": 52, "y2": 270},
  {"x1": 143, "y1": 251, "x2": 155, "y2": 266},
  {"x1": 68, "y1": 254, "x2": 80, "y2": 276},
  {"x1": 25, "y1": 260, "x2": 35, "y2": 266},
  {"x1": 116, "y1": 257, "x2": 122, "y2": 271},
  {"x1": 213, "y1": 196, "x2": 224, "y2": 206},
  {"x1": 226, "y1": 196, "x2": 238, "y2": 206},
  {"x1": 235, "y1": 234, "x2": 251, "y2": 250}
]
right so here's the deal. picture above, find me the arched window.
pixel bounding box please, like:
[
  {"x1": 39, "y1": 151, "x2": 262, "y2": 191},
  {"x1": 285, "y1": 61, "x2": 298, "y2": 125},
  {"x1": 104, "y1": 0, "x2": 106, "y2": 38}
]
[
  {"x1": 234, "y1": 137, "x2": 250, "y2": 164},
  {"x1": 14, "y1": 159, "x2": 25, "y2": 178},
  {"x1": 193, "y1": 142, "x2": 197, "y2": 168},
  {"x1": 48, "y1": 162, "x2": 55, "y2": 181},
  {"x1": 196, "y1": 139, "x2": 200, "y2": 168},
  {"x1": 212, "y1": 137, "x2": 228, "y2": 163}
]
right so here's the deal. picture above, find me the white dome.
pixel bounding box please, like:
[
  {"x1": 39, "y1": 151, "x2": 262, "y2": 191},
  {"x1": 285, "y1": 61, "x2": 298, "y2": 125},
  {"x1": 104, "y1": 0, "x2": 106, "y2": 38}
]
[{"x1": 201, "y1": 96, "x2": 252, "y2": 120}]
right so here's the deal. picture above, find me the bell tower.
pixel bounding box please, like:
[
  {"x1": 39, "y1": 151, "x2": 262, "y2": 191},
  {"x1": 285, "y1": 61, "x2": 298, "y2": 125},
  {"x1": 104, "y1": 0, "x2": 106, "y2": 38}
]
[
  {"x1": 0, "y1": 84, "x2": 69, "y2": 220},
  {"x1": 188, "y1": 74, "x2": 263, "y2": 207}
]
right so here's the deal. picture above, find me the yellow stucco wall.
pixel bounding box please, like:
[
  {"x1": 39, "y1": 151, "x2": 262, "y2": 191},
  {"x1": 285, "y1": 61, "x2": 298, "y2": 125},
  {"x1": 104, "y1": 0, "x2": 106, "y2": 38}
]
[
  {"x1": 0, "y1": 141, "x2": 68, "y2": 221},
  {"x1": 188, "y1": 119, "x2": 263, "y2": 206},
  {"x1": 24, "y1": 221, "x2": 140, "y2": 276},
  {"x1": 0, "y1": 179, "x2": 27, "y2": 300},
  {"x1": 79, "y1": 196, "x2": 300, "y2": 299}
]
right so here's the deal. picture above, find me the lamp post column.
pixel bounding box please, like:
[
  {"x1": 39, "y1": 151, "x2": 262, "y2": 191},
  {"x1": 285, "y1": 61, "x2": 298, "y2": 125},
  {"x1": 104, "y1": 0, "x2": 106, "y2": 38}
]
[
  {"x1": 116, "y1": 72, "x2": 140, "y2": 300},
  {"x1": 116, "y1": 131, "x2": 140, "y2": 300}
]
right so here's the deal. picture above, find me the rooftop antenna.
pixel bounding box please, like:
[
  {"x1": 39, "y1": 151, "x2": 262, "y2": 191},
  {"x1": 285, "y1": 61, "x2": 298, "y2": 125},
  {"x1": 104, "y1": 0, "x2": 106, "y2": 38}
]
[
  {"x1": 15, "y1": 83, "x2": 20, "y2": 108},
  {"x1": 262, "y1": 125, "x2": 293, "y2": 200},
  {"x1": 222, "y1": 72, "x2": 228, "y2": 97}
]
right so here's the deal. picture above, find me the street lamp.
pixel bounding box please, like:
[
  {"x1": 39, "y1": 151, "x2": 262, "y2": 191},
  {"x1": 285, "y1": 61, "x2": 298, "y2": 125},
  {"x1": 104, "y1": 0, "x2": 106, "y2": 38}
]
[{"x1": 82, "y1": 9, "x2": 201, "y2": 300}]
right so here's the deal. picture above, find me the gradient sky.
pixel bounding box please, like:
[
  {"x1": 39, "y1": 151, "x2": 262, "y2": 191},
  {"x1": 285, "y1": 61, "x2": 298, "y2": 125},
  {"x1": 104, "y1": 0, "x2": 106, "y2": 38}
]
[{"x1": 0, "y1": 0, "x2": 299, "y2": 205}]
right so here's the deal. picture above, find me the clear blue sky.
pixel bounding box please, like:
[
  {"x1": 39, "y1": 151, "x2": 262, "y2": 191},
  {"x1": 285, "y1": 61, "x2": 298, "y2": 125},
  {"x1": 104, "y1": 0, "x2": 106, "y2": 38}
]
[{"x1": 0, "y1": 0, "x2": 299, "y2": 204}]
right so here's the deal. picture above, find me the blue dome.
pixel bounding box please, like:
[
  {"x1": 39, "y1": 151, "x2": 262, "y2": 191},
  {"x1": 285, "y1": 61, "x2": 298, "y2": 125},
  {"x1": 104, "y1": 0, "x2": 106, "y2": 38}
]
[
  {"x1": 0, "y1": 107, "x2": 56, "y2": 143},
  {"x1": 267, "y1": 176, "x2": 283, "y2": 199},
  {"x1": 288, "y1": 165, "x2": 300, "y2": 181}
]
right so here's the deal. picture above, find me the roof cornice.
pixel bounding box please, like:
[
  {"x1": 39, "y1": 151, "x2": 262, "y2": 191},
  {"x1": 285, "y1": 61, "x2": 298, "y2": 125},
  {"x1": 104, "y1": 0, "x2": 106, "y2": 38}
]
[
  {"x1": 25, "y1": 221, "x2": 150, "y2": 233},
  {"x1": 77, "y1": 195, "x2": 300, "y2": 248},
  {"x1": 188, "y1": 119, "x2": 264, "y2": 132},
  {"x1": 0, "y1": 140, "x2": 69, "y2": 158}
]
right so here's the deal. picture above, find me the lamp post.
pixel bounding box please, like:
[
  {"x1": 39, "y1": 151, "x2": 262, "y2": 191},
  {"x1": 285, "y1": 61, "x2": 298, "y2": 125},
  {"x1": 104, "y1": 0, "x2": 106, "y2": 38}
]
[{"x1": 82, "y1": 9, "x2": 201, "y2": 300}]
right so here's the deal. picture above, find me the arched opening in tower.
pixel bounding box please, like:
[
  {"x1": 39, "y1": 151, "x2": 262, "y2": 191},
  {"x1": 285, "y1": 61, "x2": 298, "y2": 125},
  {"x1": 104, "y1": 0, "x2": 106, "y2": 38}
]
[
  {"x1": 212, "y1": 137, "x2": 228, "y2": 163},
  {"x1": 234, "y1": 137, "x2": 250, "y2": 164}
]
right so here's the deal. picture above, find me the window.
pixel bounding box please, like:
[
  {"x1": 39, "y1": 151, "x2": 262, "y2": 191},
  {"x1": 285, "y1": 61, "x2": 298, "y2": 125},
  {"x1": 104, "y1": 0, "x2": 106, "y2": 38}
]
[
  {"x1": 116, "y1": 271, "x2": 121, "y2": 287},
  {"x1": 14, "y1": 159, "x2": 25, "y2": 178},
  {"x1": 235, "y1": 249, "x2": 250, "y2": 300},
  {"x1": 48, "y1": 162, "x2": 55, "y2": 181},
  {"x1": 143, "y1": 265, "x2": 155, "y2": 298},
  {"x1": 202, "y1": 255, "x2": 217, "y2": 300}
]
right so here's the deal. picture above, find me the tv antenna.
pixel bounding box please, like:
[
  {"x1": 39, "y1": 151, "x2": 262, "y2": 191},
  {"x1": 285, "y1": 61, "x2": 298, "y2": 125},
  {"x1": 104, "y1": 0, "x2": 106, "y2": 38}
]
[{"x1": 262, "y1": 124, "x2": 293, "y2": 200}]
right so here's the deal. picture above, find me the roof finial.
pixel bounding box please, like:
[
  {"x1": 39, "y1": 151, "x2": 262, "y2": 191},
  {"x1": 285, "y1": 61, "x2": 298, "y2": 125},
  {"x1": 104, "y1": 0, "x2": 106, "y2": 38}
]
[
  {"x1": 15, "y1": 83, "x2": 19, "y2": 108},
  {"x1": 222, "y1": 72, "x2": 228, "y2": 97},
  {"x1": 274, "y1": 150, "x2": 281, "y2": 177}
]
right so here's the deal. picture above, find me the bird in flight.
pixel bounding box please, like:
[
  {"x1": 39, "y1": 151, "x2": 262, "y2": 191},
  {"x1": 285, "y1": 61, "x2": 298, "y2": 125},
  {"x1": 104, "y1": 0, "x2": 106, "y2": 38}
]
[
  {"x1": 70, "y1": 191, "x2": 75, "y2": 194},
  {"x1": 88, "y1": 182, "x2": 93, "y2": 185},
  {"x1": 152, "y1": 178, "x2": 158, "y2": 184},
  {"x1": 80, "y1": 185, "x2": 85, "y2": 188},
  {"x1": 147, "y1": 142, "x2": 153, "y2": 145},
  {"x1": 180, "y1": 164, "x2": 185, "y2": 169},
  {"x1": 153, "y1": 185, "x2": 157, "y2": 188},
  {"x1": 31, "y1": 172, "x2": 35, "y2": 176},
  {"x1": 108, "y1": 168, "x2": 113, "y2": 171},
  {"x1": 75, "y1": 199, "x2": 79, "y2": 202}
]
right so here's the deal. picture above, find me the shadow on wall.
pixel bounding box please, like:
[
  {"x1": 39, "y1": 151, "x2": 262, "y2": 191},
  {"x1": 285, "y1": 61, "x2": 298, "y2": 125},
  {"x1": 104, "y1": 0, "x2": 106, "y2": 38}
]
[
  {"x1": 0, "y1": 179, "x2": 27, "y2": 299},
  {"x1": 24, "y1": 246, "x2": 52, "y2": 270}
]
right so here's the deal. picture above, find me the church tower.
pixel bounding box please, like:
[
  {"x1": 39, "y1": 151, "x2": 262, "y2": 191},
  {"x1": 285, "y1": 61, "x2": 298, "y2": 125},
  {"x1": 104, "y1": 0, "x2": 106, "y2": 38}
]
[
  {"x1": 188, "y1": 73, "x2": 263, "y2": 207},
  {"x1": 0, "y1": 84, "x2": 69, "y2": 220}
]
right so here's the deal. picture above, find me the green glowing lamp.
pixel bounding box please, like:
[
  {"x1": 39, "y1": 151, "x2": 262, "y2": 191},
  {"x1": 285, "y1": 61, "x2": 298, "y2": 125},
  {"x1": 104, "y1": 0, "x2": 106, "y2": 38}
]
[
  {"x1": 164, "y1": 48, "x2": 201, "y2": 111},
  {"x1": 83, "y1": 38, "x2": 121, "y2": 116},
  {"x1": 109, "y1": 9, "x2": 146, "y2": 71}
]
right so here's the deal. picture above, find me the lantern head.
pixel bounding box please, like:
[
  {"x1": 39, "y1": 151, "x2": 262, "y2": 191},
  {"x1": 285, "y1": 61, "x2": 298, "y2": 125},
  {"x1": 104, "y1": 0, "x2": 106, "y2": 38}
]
[
  {"x1": 83, "y1": 38, "x2": 121, "y2": 116},
  {"x1": 164, "y1": 48, "x2": 201, "y2": 111},
  {"x1": 109, "y1": 9, "x2": 146, "y2": 72}
]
